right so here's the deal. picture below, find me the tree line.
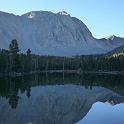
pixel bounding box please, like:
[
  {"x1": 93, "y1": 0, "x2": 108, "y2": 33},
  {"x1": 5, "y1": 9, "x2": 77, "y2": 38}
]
[{"x1": 0, "y1": 39, "x2": 124, "y2": 74}]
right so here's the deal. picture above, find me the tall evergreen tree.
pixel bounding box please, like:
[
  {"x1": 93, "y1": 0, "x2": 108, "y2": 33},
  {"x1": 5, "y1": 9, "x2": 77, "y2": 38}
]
[
  {"x1": 26, "y1": 49, "x2": 32, "y2": 72},
  {"x1": 9, "y1": 39, "x2": 20, "y2": 72}
]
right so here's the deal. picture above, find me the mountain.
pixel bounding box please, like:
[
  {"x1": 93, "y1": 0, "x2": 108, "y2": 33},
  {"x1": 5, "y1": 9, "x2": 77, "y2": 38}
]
[
  {"x1": 0, "y1": 11, "x2": 124, "y2": 56},
  {"x1": 107, "y1": 43, "x2": 124, "y2": 55}
]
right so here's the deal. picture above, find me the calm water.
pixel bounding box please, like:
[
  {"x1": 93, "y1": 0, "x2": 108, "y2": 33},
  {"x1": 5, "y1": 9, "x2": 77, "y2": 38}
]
[{"x1": 0, "y1": 73, "x2": 124, "y2": 124}]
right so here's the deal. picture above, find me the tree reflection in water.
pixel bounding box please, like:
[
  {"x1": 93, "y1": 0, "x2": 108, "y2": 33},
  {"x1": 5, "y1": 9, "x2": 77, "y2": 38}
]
[{"x1": 0, "y1": 73, "x2": 124, "y2": 109}]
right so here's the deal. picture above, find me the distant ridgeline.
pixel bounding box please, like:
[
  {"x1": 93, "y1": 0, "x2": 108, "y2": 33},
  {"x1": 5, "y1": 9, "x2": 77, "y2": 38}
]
[{"x1": 0, "y1": 39, "x2": 124, "y2": 74}]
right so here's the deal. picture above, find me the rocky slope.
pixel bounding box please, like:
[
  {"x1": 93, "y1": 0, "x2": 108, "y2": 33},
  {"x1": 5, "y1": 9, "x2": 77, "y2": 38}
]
[
  {"x1": 0, "y1": 11, "x2": 124, "y2": 56},
  {"x1": 107, "y1": 43, "x2": 124, "y2": 55}
]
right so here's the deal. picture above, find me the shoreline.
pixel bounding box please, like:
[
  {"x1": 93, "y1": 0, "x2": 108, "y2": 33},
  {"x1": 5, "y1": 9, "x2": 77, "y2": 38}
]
[
  {"x1": 0, "y1": 70, "x2": 79, "y2": 77},
  {"x1": 0, "y1": 70, "x2": 124, "y2": 77}
]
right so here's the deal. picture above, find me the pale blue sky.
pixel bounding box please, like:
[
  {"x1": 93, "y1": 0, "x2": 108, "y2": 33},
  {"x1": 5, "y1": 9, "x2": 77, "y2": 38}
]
[{"x1": 0, "y1": 0, "x2": 123, "y2": 38}]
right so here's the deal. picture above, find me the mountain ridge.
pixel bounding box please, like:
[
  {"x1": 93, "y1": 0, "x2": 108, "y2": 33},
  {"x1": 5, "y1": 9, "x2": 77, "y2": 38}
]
[{"x1": 0, "y1": 10, "x2": 124, "y2": 56}]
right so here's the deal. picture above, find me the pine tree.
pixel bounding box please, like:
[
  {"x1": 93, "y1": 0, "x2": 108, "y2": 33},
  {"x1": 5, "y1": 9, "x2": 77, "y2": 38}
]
[
  {"x1": 26, "y1": 49, "x2": 32, "y2": 72},
  {"x1": 9, "y1": 39, "x2": 20, "y2": 72}
]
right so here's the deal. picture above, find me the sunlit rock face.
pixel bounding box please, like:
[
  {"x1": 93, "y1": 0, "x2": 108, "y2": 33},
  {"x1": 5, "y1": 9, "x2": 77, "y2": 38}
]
[
  {"x1": 0, "y1": 11, "x2": 124, "y2": 56},
  {"x1": 0, "y1": 85, "x2": 124, "y2": 124}
]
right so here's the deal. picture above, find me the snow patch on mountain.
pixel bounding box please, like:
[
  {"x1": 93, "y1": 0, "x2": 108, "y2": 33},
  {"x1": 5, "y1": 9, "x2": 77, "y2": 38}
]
[{"x1": 58, "y1": 11, "x2": 70, "y2": 16}]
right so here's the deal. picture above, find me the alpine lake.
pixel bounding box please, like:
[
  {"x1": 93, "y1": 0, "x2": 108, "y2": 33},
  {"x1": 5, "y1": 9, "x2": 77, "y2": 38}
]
[{"x1": 0, "y1": 73, "x2": 124, "y2": 124}]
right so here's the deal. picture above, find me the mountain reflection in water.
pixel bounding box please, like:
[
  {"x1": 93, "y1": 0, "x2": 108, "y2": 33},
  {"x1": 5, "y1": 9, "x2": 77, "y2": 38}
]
[{"x1": 0, "y1": 73, "x2": 124, "y2": 124}]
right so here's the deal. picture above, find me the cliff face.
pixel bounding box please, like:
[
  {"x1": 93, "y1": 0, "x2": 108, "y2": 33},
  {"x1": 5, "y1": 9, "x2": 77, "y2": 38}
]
[{"x1": 0, "y1": 11, "x2": 124, "y2": 56}]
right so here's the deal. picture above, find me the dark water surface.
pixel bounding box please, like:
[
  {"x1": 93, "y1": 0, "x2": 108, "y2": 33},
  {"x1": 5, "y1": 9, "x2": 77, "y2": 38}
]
[{"x1": 0, "y1": 73, "x2": 124, "y2": 124}]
